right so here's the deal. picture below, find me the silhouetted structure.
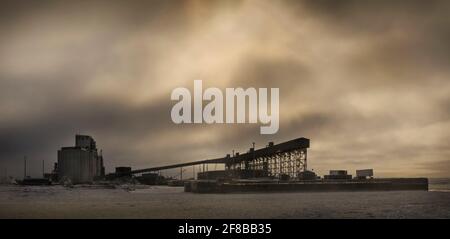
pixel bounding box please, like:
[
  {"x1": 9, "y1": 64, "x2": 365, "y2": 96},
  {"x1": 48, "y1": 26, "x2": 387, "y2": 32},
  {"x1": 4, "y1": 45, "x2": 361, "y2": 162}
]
[
  {"x1": 324, "y1": 170, "x2": 352, "y2": 180},
  {"x1": 57, "y1": 135, "x2": 105, "y2": 183},
  {"x1": 356, "y1": 169, "x2": 374, "y2": 179},
  {"x1": 136, "y1": 173, "x2": 167, "y2": 185},
  {"x1": 224, "y1": 138, "x2": 309, "y2": 178},
  {"x1": 44, "y1": 163, "x2": 59, "y2": 182},
  {"x1": 108, "y1": 137, "x2": 310, "y2": 180},
  {"x1": 115, "y1": 167, "x2": 132, "y2": 178}
]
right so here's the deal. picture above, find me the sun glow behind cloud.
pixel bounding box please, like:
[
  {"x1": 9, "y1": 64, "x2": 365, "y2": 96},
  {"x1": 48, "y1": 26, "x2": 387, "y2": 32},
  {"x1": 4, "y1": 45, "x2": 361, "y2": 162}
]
[{"x1": 0, "y1": 0, "x2": 449, "y2": 178}]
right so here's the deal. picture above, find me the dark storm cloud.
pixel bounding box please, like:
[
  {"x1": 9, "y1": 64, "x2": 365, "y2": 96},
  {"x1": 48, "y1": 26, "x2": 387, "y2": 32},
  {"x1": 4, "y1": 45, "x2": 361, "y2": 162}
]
[
  {"x1": 301, "y1": 0, "x2": 446, "y2": 30},
  {"x1": 0, "y1": 0, "x2": 449, "y2": 178},
  {"x1": 301, "y1": 0, "x2": 450, "y2": 70},
  {"x1": 232, "y1": 57, "x2": 311, "y2": 88},
  {"x1": 0, "y1": 94, "x2": 174, "y2": 170}
]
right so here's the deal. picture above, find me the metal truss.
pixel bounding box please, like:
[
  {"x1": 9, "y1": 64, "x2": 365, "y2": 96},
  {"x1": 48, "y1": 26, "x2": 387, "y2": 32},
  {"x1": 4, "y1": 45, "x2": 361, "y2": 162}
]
[{"x1": 226, "y1": 148, "x2": 308, "y2": 179}]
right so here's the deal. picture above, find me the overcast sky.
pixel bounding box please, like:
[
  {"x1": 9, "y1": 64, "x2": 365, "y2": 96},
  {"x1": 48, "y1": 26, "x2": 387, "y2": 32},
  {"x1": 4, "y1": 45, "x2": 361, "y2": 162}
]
[{"x1": 1, "y1": 0, "x2": 449, "y2": 178}]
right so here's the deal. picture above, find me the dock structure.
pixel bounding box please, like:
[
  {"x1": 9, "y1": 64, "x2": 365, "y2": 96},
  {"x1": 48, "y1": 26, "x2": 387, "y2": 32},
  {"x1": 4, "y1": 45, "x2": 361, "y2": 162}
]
[
  {"x1": 109, "y1": 137, "x2": 310, "y2": 179},
  {"x1": 224, "y1": 137, "x2": 309, "y2": 178},
  {"x1": 105, "y1": 136, "x2": 429, "y2": 193}
]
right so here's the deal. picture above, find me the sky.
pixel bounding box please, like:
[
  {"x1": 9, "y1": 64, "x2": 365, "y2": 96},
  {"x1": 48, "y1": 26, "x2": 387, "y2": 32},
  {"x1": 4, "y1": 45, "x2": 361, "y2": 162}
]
[{"x1": 0, "y1": 0, "x2": 449, "y2": 178}]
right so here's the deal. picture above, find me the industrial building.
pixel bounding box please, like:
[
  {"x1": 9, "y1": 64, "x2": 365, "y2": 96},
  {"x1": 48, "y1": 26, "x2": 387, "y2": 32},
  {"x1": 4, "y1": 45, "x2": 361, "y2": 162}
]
[
  {"x1": 57, "y1": 135, "x2": 105, "y2": 184},
  {"x1": 109, "y1": 137, "x2": 311, "y2": 181},
  {"x1": 324, "y1": 170, "x2": 352, "y2": 180},
  {"x1": 104, "y1": 137, "x2": 427, "y2": 193}
]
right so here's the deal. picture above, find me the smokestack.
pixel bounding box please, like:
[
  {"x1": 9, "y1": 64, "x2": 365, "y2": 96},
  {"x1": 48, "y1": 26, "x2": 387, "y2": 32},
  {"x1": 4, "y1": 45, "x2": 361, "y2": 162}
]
[{"x1": 42, "y1": 160, "x2": 45, "y2": 177}]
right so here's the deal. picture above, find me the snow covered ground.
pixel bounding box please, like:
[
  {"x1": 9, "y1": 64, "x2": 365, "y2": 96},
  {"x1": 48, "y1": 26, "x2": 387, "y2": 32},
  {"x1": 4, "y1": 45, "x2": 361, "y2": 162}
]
[{"x1": 0, "y1": 181, "x2": 449, "y2": 218}]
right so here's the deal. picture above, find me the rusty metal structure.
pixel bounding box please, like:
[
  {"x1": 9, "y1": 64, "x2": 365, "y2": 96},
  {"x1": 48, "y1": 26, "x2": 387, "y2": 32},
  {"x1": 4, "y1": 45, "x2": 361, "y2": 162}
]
[{"x1": 109, "y1": 137, "x2": 310, "y2": 180}]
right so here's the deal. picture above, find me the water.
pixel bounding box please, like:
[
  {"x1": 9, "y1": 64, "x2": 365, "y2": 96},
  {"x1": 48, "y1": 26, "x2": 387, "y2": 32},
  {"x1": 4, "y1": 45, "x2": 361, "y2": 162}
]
[{"x1": 0, "y1": 179, "x2": 449, "y2": 218}]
